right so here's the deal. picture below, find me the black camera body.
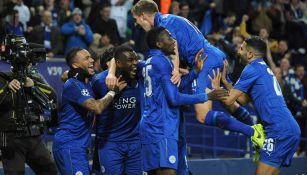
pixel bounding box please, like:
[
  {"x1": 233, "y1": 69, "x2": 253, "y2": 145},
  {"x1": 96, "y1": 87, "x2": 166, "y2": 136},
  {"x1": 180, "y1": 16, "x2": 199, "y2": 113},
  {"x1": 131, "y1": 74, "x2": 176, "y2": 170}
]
[
  {"x1": 0, "y1": 34, "x2": 54, "y2": 137},
  {"x1": 0, "y1": 34, "x2": 46, "y2": 68}
]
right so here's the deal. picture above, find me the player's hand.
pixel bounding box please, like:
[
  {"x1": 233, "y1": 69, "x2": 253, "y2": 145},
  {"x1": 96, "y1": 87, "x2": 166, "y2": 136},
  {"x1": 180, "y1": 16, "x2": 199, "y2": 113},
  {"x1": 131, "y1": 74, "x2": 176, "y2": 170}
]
[
  {"x1": 171, "y1": 68, "x2": 182, "y2": 86},
  {"x1": 221, "y1": 60, "x2": 229, "y2": 84},
  {"x1": 61, "y1": 70, "x2": 69, "y2": 82},
  {"x1": 8, "y1": 79, "x2": 21, "y2": 93},
  {"x1": 106, "y1": 73, "x2": 118, "y2": 90},
  {"x1": 194, "y1": 48, "x2": 208, "y2": 73},
  {"x1": 207, "y1": 89, "x2": 229, "y2": 101},
  {"x1": 111, "y1": 75, "x2": 127, "y2": 93},
  {"x1": 208, "y1": 68, "x2": 221, "y2": 89}
]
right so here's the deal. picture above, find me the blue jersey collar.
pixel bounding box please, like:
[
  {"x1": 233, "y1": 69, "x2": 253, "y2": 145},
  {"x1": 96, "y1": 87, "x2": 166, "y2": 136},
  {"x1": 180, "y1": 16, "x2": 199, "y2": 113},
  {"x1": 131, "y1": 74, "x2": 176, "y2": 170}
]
[
  {"x1": 154, "y1": 12, "x2": 162, "y2": 27},
  {"x1": 148, "y1": 49, "x2": 166, "y2": 57},
  {"x1": 250, "y1": 58, "x2": 263, "y2": 64}
]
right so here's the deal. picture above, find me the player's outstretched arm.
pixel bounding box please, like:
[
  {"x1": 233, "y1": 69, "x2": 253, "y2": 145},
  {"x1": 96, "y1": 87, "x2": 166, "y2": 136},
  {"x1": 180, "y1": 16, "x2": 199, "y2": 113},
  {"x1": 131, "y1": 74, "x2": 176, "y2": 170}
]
[
  {"x1": 106, "y1": 58, "x2": 118, "y2": 90},
  {"x1": 162, "y1": 75, "x2": 208, "y2": 106},
  {"x1": 170, "y1": 40, "x2": 182, "y2": 86},
  {"x1": 209, "y1": 67, "x2": 249, "y2": 105},
  {"x1": 82, "y1": 78, "x2": 127, "y2": 114},
  {"x1": 179, "y1": 49, "x2": 208, "y2": 90}
]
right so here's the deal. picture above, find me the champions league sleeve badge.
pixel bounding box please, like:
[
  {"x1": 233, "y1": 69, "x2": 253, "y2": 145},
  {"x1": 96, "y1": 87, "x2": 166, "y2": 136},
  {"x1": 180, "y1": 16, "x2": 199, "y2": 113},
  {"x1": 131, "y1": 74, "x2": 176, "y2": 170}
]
[{"x1": 81, "y1": 89, "x2": 90, "y2": 96}]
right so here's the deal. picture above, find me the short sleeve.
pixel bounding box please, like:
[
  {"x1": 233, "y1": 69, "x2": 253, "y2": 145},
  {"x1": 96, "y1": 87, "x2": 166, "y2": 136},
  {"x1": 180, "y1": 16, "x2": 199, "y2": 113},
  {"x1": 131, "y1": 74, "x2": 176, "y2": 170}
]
[
  {"x1": 91, "y1": 72, "x2": 108, "y2": 99},
  {"x1": 64, "y1": 80, "x2": 93, "y2": 105},
  {"x1": 234, "y1": 65, "x2": 259, "y2": 93}
]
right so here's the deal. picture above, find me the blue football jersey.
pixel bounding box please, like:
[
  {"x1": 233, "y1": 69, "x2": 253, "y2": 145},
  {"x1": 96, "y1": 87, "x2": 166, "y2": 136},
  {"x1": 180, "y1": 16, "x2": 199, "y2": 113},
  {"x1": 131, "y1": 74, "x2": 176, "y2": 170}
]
[
  {"x1": 154, "y1": 12, "x2": 224, "y2": 68},
  {"x1": 92, "y1": 68, "x2": 143, "y2": 143},
  {"x1": 53, "y1": 78, "x2": 94, "y2": 150},
  {"x1": 234, "y1": 59, "x2": 301, "y2": 137},
  {"x1": 141, "y1": 49, "x2": 207, "y2": 144}
]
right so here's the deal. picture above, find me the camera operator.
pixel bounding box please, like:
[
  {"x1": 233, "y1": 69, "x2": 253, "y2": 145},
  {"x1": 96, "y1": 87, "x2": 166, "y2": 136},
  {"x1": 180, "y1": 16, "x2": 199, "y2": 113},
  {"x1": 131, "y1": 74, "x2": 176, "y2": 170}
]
[{"x1": 0, "y1": 66, "x2": 58, "y2": 175}]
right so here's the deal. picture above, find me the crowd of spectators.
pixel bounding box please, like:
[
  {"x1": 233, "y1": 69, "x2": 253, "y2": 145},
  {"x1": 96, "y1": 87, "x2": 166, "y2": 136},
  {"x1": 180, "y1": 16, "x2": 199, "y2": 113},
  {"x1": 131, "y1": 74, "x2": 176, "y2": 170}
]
[{"x1": 0, "y1": 0, "x2": 307, "y2": 155}]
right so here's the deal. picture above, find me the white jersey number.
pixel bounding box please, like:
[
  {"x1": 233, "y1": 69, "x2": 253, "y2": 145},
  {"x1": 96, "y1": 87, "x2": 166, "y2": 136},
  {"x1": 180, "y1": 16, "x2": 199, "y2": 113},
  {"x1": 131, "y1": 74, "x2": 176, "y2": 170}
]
[
  {"x1": 267, "y1": 68, "x2": 282, "y2": 96},
  {"x1": 143, "y1": 65, "x2": 153, "y2": 97}
]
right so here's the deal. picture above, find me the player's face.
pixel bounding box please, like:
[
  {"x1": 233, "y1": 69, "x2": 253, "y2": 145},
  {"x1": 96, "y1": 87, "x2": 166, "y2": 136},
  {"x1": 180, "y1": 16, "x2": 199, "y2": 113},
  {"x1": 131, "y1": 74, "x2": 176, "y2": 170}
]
[
  {"x1": 237, "y1": 41, "x2": 252, "y2": 65},
  {"x1": 118, "y1": 51, "x2": 138, "y2": 80},
  {"x1": 73, "y1": 50, "x2": 95, "y2": 76},
  {"x1": 158, "y1": 30, "x2": 176, "y2": 55},
  {"x1": 132, "y1": 12, "x2": 152, "y2": 32}
]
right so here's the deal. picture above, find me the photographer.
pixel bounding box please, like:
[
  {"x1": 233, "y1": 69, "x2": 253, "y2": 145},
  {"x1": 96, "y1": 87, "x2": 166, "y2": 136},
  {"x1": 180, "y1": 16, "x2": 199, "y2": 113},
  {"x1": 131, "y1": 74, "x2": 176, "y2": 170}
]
[{"x1": 0, "y1": 66, "x2": 58, "y2": 175}]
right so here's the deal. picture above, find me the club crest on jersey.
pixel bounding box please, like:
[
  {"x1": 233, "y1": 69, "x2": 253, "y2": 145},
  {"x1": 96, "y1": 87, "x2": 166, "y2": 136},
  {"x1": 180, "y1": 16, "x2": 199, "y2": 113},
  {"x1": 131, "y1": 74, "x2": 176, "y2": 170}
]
[
  {"x1": 75, "y1": 171, "x2": 83, "y2": 175},
  {"x1": 100, "y1": 165, "x2": 105, "y2": 173},
  {"x1": 169, "y1": 155, "x2": 176, "y2": 164},
  {"x1": 81, "y1": 89, "x2": 90, "y2": 96}
]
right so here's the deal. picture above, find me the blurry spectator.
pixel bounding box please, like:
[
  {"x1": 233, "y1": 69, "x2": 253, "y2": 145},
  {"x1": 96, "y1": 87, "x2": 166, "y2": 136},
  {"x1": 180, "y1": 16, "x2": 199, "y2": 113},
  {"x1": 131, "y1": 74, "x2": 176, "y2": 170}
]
[
  {"x1": 289, "y1": 0, "x2": 304, "y2": 19},
  {"x1": 179, "y1": 2, "x2": 190, "y2": 19},
  {"x1": 87, "y1": 1, "x2": 102, "y2": 28},
  {"x1": 179, "y1": 1, "x2": 198, "y2": 26},
  {"x1": 259, "y1": 28, "x2": 278, "y2": 52},
  {"x1": 223, "y1": 0, "x2": 249, "y2": 21},
  {"x1": 272, "y1": 40, "x2": 290, "y2": 66},
  {"x1": 219, "y1": 12, "x2": 236, "y2": 37},
  {"x1": 0, "y1": 0, "x2": 17, "y2": 18},
  {"x1": 272, "y1": 67, "x2": 306, "y2": 116},
  {"x1": 251, "y1": 4, "x2": 273, "y2": 34},
  {"x1": 89, "y1": 33, "x2": 114, "y2": 60},
  {"x1": 280, "y1": 57, "x2": 291, "y2": 77},
  {"x1": 169, "y1": 1, "x2": 180, "y2": 15},
  {"x1": 13, "y1": 0, "x2": 30, "y2": 30},
  {"x1": 267, "y1": 0, "x2": 287, "y2": 40},
  {"x1": 27, "y1": 5, "x2": 44, "y2": 30},
  {"x1": 57, "y1": 0, "x2": 71, "y2": 26},
  {"x1": 43, "y1": 0, "x2": 58, "y2": 26},
  {"x1": 110, "y1": 0, "x2": 133, "y2": 39},
  {"x1": 285, "y1": 64, "x2": 306, "y2": 117},
  {"x1": 90, "y1": 2, "x2": 121, "y2": 46},
  {"x1": 61, "y1": 7, "x2": 93, "y2": 54},
  {"x1": 4, "y1": 10, "x2": 25, "y2": 36},
  {"x1": 28, "y1": 10, "x2": 63, "y2": 58},
  {"x1": 284, "y1": 10, "x2": 306, "y2": 50}
]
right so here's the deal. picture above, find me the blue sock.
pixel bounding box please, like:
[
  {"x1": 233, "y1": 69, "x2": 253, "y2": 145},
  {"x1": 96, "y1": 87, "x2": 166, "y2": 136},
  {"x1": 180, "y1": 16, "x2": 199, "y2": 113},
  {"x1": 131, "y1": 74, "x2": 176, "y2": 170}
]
[
  {"x1": 232, "y1": 106, "x2": 254, "y2": 126},
  {"x1": 204, "y1": 110, "x2": 254, "y2": 137}
]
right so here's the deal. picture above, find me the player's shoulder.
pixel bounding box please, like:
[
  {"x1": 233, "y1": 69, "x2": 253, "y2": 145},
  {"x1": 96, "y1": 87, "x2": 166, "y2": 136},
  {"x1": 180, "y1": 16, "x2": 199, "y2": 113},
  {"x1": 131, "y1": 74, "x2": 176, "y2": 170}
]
[{"x1": 92, "y1": 70, "x2": 108, "y2": 84}]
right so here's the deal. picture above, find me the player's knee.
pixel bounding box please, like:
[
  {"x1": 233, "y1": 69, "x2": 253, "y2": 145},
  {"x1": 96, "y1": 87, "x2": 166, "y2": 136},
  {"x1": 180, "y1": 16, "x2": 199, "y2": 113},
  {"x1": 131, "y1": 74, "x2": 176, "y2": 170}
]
[{"x1": 195, "y1": 110, "x2": 208, "y2": 124}]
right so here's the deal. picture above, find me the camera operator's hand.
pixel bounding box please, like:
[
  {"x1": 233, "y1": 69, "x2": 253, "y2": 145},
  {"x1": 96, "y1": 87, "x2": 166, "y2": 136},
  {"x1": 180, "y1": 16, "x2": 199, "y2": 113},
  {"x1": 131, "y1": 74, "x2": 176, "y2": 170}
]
[
  {"x1": 8, "y1": 79, "x2": 21, "y2": 93},
  {"x1": 24, "y1": 77, "x2": 34, "y2": 87}
]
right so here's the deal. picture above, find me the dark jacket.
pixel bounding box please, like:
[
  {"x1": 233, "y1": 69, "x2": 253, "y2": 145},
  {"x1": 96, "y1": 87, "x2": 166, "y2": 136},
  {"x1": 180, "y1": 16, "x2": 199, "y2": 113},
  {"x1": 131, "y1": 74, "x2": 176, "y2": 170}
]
[{"x1": 27, "y1": 24, "x2": 63, "y2": 56}]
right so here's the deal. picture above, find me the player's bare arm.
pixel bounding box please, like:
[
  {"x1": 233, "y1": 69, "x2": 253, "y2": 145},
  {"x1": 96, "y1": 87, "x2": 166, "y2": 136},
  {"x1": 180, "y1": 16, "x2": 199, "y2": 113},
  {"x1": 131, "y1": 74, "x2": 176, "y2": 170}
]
[{"x1": 83, "y1": 78, "x2": 127, "y2": 114}]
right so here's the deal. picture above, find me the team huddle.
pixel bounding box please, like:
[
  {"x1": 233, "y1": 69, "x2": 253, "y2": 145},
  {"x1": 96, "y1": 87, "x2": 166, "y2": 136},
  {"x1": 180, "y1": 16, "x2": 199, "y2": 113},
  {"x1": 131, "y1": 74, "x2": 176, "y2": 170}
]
[{"x1": 52, "y1": 1, "x2": 301, "y2": 175}]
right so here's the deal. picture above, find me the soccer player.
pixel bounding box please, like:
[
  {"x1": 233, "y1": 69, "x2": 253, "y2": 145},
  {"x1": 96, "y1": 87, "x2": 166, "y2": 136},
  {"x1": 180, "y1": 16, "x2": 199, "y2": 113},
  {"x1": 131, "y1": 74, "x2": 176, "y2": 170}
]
[
  {"x1": 131, "y1": 0, "x2": 264, "y2": 163},
  {"x1": 91, "y1": 46, "x2": 143, "y2": 175},
  {"x1": 130, "y1": 0, "x2": 254, "y2": 127},
  {"x1": 212, "y1": 36, "x2": 301, "y2": 175},
  {"x1": 52, "y1": 47, "x2": 126, "y2": 175},
  {"x1": 141, "y1": 26, "x2": 231, "y2": 175}
]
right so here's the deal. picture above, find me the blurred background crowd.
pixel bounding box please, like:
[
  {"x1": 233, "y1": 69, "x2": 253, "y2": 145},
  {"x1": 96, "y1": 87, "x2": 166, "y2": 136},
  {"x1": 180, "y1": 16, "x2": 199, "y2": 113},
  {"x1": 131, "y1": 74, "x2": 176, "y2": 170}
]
[{"x1": 0, "y1": 0, "x2": 307, "y2": 156}]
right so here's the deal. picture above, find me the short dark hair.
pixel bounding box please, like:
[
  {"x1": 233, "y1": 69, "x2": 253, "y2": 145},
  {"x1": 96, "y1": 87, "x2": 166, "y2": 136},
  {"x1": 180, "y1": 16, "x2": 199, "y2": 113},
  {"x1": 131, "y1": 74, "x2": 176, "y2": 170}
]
[
  {"x1": 65, "y1": 47, "x2": 83, "y2": 68},
  {"x1": 100, "y1": 47, "x2": 114, "y2": 70},
  {"x1": 146, "y1": 26, "x2": 167, "y2": 49},
  {"x1": 131, "y1": 0, "x2": 159, "y2": 16},
  {"x1": 245, "y1": 36, "x2": 267, "y2": 57},
  {"x1": 114, "y1": 45, "x2": 134, "y2": 61},
  {"x1": 294, "y1": 64, "x2": 305, "y2": 71}
]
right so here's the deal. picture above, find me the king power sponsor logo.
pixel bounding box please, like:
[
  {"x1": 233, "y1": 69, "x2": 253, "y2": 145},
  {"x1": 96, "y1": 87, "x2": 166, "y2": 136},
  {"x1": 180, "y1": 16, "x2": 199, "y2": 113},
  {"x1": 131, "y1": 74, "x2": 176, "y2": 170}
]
[{"x1": 113, "y1": 96, "x2": 136, "y2": 110}]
